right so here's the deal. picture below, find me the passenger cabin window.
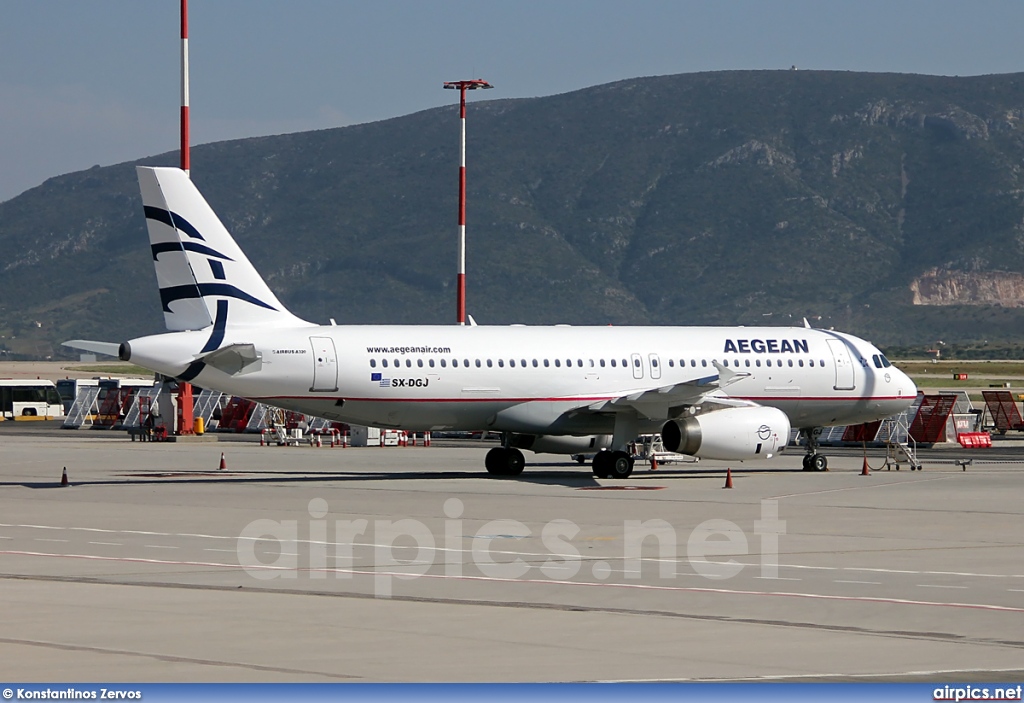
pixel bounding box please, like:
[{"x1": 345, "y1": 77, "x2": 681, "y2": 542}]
[
  {"x1": 497, "y1": 359, "x2": 503, "y2": 367},
  {"x1": 452, "y1": 359, "x2": 459, "y2": 368},
  {"x1": 622, "y1": 359, "x2": 628, "y2": 368},
  {"x1": 406, "y1": 359, "x2": 412, "y2": 368},
  {"x1": 554, "y1": 359, "x2": 561, "y2": 367},
  {"x1": 417, "y1": 359, "x2": 423, "y2": 368},
  {"x1": 532, "y1": 359, "x2": 539, "y2": 367},
  {"x1": 610, "y1": 359, "x2": 616, "y2": 367},
  {"x1": 600, "y1": 360, "x2": 606, "y2": 368},
  {"x1": 701, "y1": 360, "x2": 708, "y2": 367},
  {"x1": 668, "y1": 359, "x2": 675, "y2": 367},
  {"x1": 429, "y1": 359, "x2": 435, "y2": 368},
  {"x1": 382, "y1": 359, "x2": 389, "y2": 368},
  {"x1": 475, "y1": 359, "x2": 482, "y2": 368},
  {"x1": 370, "y1": 359, "x2": 377, "y2": 368},
  {"x1": 440, "y1": 359, "x2": 447, "y2": 368}
]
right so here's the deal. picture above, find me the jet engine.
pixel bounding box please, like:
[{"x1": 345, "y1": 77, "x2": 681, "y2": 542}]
[
  {"x1": 661, "y1": 406, "x2": 790, "y2": 460},
  {"x1": 509, "y1": 434, "x2": 613, "y2": 455}
]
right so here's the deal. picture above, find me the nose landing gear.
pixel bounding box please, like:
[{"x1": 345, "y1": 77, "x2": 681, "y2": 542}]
[{"x1": 799, "y1": 427, "x2": 829, "y2": 471}]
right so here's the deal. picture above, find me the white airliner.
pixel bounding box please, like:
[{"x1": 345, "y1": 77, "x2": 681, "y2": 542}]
[{"x1": 67, "y1": 167, "x2": 917, "y2": 478}]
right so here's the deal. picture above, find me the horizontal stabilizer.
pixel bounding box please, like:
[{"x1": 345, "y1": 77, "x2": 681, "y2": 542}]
[
  {"x1": 195, "y1": 343, "x2": 262, "y2": 376},
  {"x1": 62, "y1": 339, "x2": 122, "y2": 358}
]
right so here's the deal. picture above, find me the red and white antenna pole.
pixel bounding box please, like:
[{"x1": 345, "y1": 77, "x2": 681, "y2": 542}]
[
  {"x1": 180, "y1": 0, "x2": 190, "y2": 175},
  {"x1": 443, "y1": 79, "x2": 492, "y2": 325}
]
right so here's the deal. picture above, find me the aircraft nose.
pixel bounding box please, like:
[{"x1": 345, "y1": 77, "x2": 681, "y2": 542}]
[{"x1": 896, "y1": 368, "x2": 917, "y2": 403}]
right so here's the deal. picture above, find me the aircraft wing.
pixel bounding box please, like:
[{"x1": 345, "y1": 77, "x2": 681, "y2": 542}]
[{"x1": 583, "y1": 361, "x2": 753, "y2": 420}]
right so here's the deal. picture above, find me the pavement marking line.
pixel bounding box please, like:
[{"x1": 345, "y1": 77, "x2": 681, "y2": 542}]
[
  {"x1": 34, "y1": 538, "x2": 69, "y2": 543},
  {"x1": 4, "y1": 549, "x2": 1024, "y2": 614},
  {"x1": 768, "y1": 474, "x2": 958, "y2": 500},
  {"x1": 87, "y1": 542, "x2": 122, "y2": 546},
  {"x1": 143, "y1": 545, "x2": 179, "y2": 550},
  {"x1": 917, "y1": 584, "x2": 969, "y2": 589},
  {"x1": 600, "y1": 666, "x2": 1024, "y2": 683},
  {"x1": 834, "y1": 580, "x2": 882, "y2": 585},
  {"x1": 6, "y1": 522, "x2": 1024, "y2": 581}
]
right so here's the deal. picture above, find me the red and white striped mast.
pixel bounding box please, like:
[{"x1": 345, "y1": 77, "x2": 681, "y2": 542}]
[
  {"x1": 180, "y1": 0, "x2": 190, "y2": 175},
  {"x1": 176, "y1": 0, "x2": 195, "y2": 435},
  {"x1": 443, "y1": 79, "x2": 492, "y2": 325}
]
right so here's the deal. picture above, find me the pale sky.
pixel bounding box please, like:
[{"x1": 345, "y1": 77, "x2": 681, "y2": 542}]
[{"x1": 2, "y1": 0, "x2": 1023, "y2": 202}]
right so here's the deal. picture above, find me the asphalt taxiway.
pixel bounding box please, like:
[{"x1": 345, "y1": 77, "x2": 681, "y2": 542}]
[{"x1": 1, "y1": 426, "x2": 1022, "y2": 682}]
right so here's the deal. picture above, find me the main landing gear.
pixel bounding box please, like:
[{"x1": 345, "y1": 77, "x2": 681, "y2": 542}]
[
  {"x1": 799, "y1": 427, "x2": 828, "y2": 471},
  {"x1": 592, "y1": 450, "x2": 634, "y2": 479},
  {"x1": 485, "y1": 446, "x2": 526, "y2": 477}
]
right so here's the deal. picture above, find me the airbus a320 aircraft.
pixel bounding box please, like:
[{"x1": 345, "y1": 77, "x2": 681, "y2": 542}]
[{"x1": 67, "y1": 167, "x2": 917, "y2": 478}]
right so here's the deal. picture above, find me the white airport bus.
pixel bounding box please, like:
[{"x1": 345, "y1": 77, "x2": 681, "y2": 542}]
[
  {"x1": 56, "y1": 378, "x2": 101, "y2": 414},
  {"x1": 0, "y1": 380, "x2": 65, "y2": 419}
]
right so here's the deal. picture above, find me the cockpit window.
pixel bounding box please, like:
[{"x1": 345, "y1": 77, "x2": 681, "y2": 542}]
[{"x1": 880, "y1": 355, "x2": 892, "y2": 368}]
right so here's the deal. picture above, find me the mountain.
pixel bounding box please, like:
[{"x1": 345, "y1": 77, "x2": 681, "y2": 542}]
[{"x1": 4, "y1": 69, "x2": 1024, "y2": 359}]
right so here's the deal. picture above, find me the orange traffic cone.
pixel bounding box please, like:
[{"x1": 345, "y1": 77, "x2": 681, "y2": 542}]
[
  {"x1": 723, "y1": 468, "x2": 734, "y2": 489},
  {"x1": 650, "y1": 455, "x2": 658, "y2": 471},
  {"x1": 860, "y1": 456, "x2": 871, "y2": 476},
  {"x1": 219, "y1": 452, "x2": 226, "y2": 470},
  {"x1": 60, "y1": 467, "x2": 69, "y2": 487}
]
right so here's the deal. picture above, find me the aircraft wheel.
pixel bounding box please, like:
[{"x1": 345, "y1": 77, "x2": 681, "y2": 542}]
[
  {"x1": 811, "y1": 453, "x2": 828, "y2": 472},
  {"x1": 802, "y1": 454, "x2": 813, "y2": 471},
  {"x1": 486, "y1": 447, "x2": 525, "y2": 477},
  {"x1": 608, "y1": 451, "x2": 634, "y2": 479},
  {"x1": 485, "y1": 447, "x2": 507, "y2": 475},
  {"x1": 505, "y1": 448, "x2": 526, "y2": 476},
  {"x1": 592, "y1": 451, "x2": 611, "y2": 478}
]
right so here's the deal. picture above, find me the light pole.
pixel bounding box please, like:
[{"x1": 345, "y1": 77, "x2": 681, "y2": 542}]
[{"x1": 443, "y1": 79, "x2": 492, "y2": 325}]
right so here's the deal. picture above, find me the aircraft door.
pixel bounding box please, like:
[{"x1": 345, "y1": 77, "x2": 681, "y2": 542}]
[
  {"x1": 826, "y1": 338, "x2": 855, "y2": 391},
  {"x1": 648, "y1": 353, "x2": 662, "y2": 380},
  {"x1": 631, "y1": 353, "x2": 644, "y2": 380},
  {"x1": 309, "y1": 336, "x2": 339, "y2": 392}
]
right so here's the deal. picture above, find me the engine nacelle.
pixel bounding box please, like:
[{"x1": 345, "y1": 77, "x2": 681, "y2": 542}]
[
  {"x1": 509, "y1": 434, "x2": 613, "y2": 455},
  {"x1": 661, "y1": 406, "x2": 791, "y2": 460}
]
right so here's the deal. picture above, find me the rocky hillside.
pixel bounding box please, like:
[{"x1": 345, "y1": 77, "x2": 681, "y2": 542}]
[{"x1": 4, "y1": 70, "x2": 1024, "y2": 359}]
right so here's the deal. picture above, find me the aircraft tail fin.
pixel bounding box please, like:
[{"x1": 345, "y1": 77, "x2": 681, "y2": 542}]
[{"x1": 137, "y1": 166, "x2": 309, "y2": 332}]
